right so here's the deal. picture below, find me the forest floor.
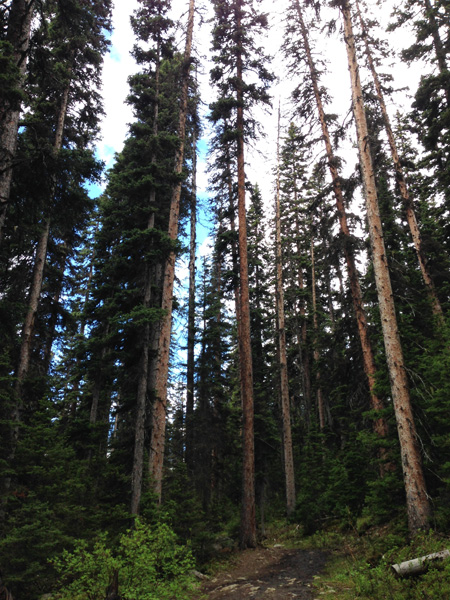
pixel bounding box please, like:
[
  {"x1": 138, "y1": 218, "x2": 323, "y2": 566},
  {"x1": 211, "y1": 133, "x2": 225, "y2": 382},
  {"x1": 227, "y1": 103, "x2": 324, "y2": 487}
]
[{"x1": 200, "y1": 545, "x2": 329, "y2": 599}]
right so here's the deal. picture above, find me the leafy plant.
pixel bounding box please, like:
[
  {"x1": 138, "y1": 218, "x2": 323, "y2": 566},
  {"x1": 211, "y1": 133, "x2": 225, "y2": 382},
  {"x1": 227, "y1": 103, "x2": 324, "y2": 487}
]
[{"x1": 52, "y1": 518, "x2": 197, "y2": 600}]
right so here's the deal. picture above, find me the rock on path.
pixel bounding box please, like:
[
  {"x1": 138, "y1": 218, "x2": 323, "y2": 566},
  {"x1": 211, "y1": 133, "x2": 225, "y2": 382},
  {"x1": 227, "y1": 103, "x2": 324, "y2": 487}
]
[{"x1": 201, "y1": 546, "x2": 329, "y2": 599}]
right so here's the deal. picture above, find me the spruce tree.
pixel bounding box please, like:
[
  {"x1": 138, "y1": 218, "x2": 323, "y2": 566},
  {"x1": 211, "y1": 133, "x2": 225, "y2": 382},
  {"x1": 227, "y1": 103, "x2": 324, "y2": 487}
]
[
  {"x1": 209, "y1": 0, "x2": 274, "y2": 548},
  {"x1": 339, "y1": 0, "x2": 432, "y2": 534},
  {"x1": 149, "y1": 0, "x2": 196, "y2": 503}
]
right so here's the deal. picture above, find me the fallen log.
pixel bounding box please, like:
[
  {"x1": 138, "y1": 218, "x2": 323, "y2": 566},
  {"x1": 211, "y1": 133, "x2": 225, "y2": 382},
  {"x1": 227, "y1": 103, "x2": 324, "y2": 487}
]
[{"x1": 392, "y1": 549, "x2": 450, "y2": 577}]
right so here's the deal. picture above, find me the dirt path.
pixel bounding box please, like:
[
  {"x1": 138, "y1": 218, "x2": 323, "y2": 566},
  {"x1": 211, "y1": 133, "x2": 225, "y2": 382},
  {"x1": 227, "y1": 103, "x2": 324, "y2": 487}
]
[{"x1": 201, "y1": 546, "x2": 329, "y2": 599}]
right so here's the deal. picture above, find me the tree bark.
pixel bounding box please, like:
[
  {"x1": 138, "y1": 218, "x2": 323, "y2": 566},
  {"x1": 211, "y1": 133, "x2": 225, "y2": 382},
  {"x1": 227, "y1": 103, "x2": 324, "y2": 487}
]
[
  {"x1": 149, "y1": 0, "x2": 195, "y2": 503},
  {"x1": 355, "y1": 0, "x2": 444, "y2": 324},
  {"x1": 0, "y1": 0, "x2": 35, "y2": 242},
  {"x1": 235, "y1": 2, "x2": 256, "y2": 550},
  {"x1": 341, "y1": 0, "x2": 431, "y2": 535},
  {"x1": 275, "y1": 106, "x2": 296, "y2": 517},
  {"x1": 294, "y1": 0, "x2": 389, "y2": 449},
  {"x1": 392, "y1": 549, "x2": 450, "y2": 577}
]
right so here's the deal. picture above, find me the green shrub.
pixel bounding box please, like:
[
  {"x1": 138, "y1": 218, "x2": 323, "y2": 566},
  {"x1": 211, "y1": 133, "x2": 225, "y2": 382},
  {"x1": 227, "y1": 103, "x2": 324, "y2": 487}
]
[{"x1": 52, "y1": 518, "x2": 197, "y2": 600}]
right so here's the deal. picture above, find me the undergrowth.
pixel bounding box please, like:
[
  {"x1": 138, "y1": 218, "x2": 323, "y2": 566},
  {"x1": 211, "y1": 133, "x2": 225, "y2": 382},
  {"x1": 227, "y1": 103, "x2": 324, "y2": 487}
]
[{"x1": 303, "y1": 526, "x2": 450, "y2": 600}]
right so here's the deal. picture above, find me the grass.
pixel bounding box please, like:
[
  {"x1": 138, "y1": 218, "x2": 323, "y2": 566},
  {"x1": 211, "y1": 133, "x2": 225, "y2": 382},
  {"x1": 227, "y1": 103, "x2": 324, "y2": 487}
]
[{"x1": 300, "y1": 526, "x2": 450, "y2": 600}]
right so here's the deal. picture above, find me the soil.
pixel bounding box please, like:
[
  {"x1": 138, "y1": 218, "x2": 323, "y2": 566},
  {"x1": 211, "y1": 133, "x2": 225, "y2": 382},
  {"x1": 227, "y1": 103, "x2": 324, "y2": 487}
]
[{"x1": 200, "y1": 545, "x2": 329, "y2": 599}]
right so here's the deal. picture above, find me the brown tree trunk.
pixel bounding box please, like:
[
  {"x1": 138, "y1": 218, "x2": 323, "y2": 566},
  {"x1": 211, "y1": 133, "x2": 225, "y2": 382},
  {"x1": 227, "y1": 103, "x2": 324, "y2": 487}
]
[
  {"x1": 185, "y1": 128, "x2": 197, "y2": 472},
  {"x1": 275, "y1": 107, "x2": 296, "y2": 517},
  {"x1": 0, "y1": 0, "x2": 35, "y2": 242},
  {"x1": 341, "y1": 0, "x2": 431, "y2": 535},
  {"x1": 294, "y1": 0, "x2": 389, "y2": 447},
  {"x1": 149, "y1": 0, "x2": 195, "y2": 503},
  {"x1": 235, "y1": 4, "x2": 256, "y2": 550},
  {"x1": 355, "y1": 0, "x2": 444, "y2": 324}
]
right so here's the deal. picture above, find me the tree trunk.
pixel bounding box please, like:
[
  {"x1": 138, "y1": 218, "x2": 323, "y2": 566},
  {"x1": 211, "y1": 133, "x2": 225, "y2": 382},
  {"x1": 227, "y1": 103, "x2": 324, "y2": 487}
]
[
  {"x1": 341, "y1": 0, "x2": 431, "y2": 535},
  {"x1": 294, "y1": 0, "x2": 389, "y2": 450},
  {"x1": 275, "y1": 106, "x2": 296, "y2": 517},
  {"x1": 185, "y1": 128, "x2": 197, "y2": 472},
  {"x1": 355, "y1": 0, "x2": 444, "y2": 324},
  {"x1": 0, "y1": 0, "x2": 35, "y2": 242},
  {"x1": 149, "y1": 0, "x2": 195, "y2": 503},
  {"x1": 235, "y1": 2, "x2": 256, "y2": 550}
]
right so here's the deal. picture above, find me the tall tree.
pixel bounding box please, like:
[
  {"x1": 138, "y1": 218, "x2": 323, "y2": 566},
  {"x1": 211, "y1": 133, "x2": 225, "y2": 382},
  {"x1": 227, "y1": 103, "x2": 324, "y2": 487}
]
[
  {"x1": 339, "y1": 0, "x2": 432, "y2": 534},
  {"x1": 128, "y1": 0, "x2": 175, "y2": 516},
  {"x1": 354, "y1": 0, "x2": 445, "y2": 323},
  {"x1": 287, "y1": 0, "x2": 390, "y2": 462},
  {"x1": 209, "y1": 0, "x2": 274, "y2": 548},
  {"x1": 149, "y1": 0, "x2": 196, "y2": 503},
  {"x1": 274, "y1": 107, "x2": 296, "y2": 516}
]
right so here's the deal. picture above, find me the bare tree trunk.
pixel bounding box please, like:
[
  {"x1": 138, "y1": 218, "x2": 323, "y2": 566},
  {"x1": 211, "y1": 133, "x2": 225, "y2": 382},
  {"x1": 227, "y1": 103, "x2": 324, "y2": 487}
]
[
  {"x1": 235, "y1": 5, "x2": 256, "y2": 550},
  {"x1": 355, "y1": 0, "x2": 444, "y2": 324},
  {"x1": 149, "y1": 0, "x2": 195, "y2": 503},
  {"x1": 341, "y1": 0, "x2": 431, "y2": 535},
  {"x1": 185, "y1": 128, "x2": 197, "y2": 471},
  {"x1": 294, "y1": 0, "x2": 389, "y2": 449},
  {"x1": 275, "y1": 107, "x2": 296, "y2": 517},
  {"x1": 0, "y1": 0, "x2": 35, "y2": 242}
]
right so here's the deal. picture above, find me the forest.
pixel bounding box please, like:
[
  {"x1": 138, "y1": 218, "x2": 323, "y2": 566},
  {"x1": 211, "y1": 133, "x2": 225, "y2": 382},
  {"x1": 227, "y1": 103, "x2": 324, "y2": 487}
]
[{"x1": 0, "y1": 0, "x2": 450, "y2": 598}]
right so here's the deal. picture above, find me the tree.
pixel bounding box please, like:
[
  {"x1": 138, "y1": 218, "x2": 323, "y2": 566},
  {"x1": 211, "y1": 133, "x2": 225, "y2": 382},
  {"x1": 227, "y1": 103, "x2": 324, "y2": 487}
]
[
  {"x1": 354, "y1": 0, "x2": 445, "y2": 323},
  {"x1": 209, "y1": 0, "x2": 274, "y2": 548},
  {"x1": 339, "y1": 0, "x2": 432, "y2": 534},
  {"x1": 287, "y1": 0, "x2": 390, "y2": 465},
  {"x1": 127, "y1": 0, "x2": 176, "y2": 516},
  {"x1": 274, "y1": 107, "x2": 296, "y2": 516},
  {"x1": 149, "y1": 0, "x2": 196, "y2": 503}
]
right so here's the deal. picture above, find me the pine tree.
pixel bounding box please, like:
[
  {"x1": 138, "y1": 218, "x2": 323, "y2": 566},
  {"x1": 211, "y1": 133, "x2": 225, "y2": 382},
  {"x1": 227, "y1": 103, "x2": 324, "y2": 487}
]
[
  {"x1": 209, "y1": 0, "x2": 274, "y2": 548},
  {"x1": 149, "y1": 0, "x2": 196, "y2": 503},
  {"x1": 287, "y1": 0, "x2": 390, "y2": 465},
  {"x1": 127, "y1": 0, "x2": 175, "y2": 516},
  {"x1": 339, "y1": 0, "x2": 432, "y2": 534},
  {"x1": 274, "y1": 107, "x2": 296, "y2": 516},
  {"x1": 354, "y1": 0, "x2": 445, "y2": 323}
]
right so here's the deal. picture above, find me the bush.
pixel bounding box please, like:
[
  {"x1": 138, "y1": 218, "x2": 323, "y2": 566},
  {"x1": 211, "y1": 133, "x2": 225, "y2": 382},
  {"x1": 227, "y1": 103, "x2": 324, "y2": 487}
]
[{"x1": 52, "y1": 518, "x2": 197, "y2": 600}]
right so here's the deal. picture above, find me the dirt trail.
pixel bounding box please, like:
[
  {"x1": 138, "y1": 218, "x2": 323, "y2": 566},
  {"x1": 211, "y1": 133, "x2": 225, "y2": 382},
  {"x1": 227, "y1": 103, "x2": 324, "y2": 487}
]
[{"x1": 201, "y1": 546, "x2": 329, "y2": 599}]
